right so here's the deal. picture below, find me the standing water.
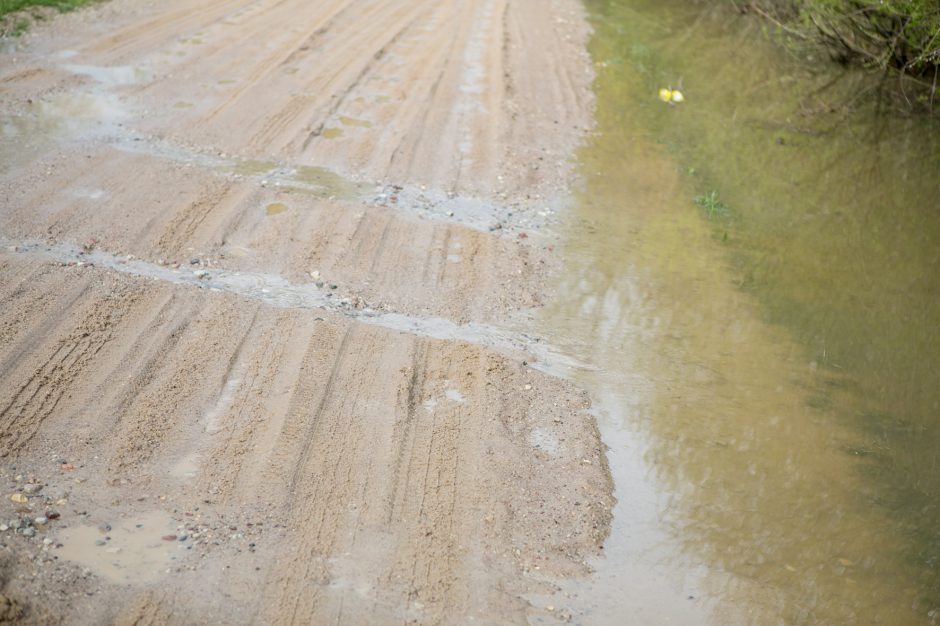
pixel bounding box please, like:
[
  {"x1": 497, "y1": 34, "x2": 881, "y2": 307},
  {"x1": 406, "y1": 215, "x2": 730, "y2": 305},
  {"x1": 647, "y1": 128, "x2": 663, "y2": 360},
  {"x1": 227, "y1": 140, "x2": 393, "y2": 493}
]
[{"x1": 535, "y1": 0, "x2": 940, "y2": 623}]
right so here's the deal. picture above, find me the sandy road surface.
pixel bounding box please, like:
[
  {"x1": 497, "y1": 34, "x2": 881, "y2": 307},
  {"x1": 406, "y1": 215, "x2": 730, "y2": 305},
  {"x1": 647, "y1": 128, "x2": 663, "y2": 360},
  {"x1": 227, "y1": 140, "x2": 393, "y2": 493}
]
[{"x1": 0, "y1": 0, "x2": 611, "y2": 623}]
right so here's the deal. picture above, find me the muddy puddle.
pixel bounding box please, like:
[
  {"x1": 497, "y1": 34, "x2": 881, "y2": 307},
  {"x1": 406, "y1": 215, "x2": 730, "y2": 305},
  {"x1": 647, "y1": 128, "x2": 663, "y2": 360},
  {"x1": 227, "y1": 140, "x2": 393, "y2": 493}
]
[
  {"x1": 0, "y1": 91, "x2": 126, "y2": 170},
  {"x1": 56, "y1": 510, "x2": 186, "y2": 584},
  {"x1": 532, "y1": 0, "x2": 940, "y2": 624}
]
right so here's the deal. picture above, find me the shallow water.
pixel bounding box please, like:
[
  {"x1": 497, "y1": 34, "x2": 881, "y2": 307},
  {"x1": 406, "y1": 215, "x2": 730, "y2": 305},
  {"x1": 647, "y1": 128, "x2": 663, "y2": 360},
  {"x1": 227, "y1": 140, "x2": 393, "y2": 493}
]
[
  {"x1": 57, "y1": 510, "x2": 184, "y2": 584},
  {"x1": 538, "y1": 1, "x2": 940, "y2": 623}
]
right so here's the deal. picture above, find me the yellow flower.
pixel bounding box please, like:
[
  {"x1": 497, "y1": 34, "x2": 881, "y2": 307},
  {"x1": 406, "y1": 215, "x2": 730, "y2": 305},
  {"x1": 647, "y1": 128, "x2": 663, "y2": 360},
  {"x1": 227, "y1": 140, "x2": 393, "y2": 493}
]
[
  {"x1": 671, "y1": 90, "x2": 685, "y2": 103},
  {"x1": 658, "y1": 88, "x2": 673, "y2": 102}
]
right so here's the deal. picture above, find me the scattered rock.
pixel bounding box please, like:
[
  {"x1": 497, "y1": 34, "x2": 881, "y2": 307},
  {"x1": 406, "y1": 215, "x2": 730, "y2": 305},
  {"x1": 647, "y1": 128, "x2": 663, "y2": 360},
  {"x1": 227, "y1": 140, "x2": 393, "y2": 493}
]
[
  {"x1": 162, "y1": 534, "x2": 178, "y2": 541},
  {"x1": 22, "y1": 483, "x2": 42, "y2": 495},
  {"x1": 8, "y1": 494, "x2": 26, "y2": 504},
  {"x1": 33, "y1": 516, "x2": 47, "y2": 525},
  {"x1": 20, "y1": 528, "x2": 35, "y2": 538},
  {"x1": 193, "y1": 269, "x2": 209, "y2": 279},
  {"x1": 0, "y1": 594, "x2": 22, "y2": 622}
]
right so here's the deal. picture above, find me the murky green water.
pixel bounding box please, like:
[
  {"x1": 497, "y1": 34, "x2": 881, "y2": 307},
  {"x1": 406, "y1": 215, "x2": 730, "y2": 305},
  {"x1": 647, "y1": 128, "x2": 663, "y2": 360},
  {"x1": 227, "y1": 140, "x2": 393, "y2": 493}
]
[{"x1": 538, "y1": 1, "x2": 940, "y2": 623}]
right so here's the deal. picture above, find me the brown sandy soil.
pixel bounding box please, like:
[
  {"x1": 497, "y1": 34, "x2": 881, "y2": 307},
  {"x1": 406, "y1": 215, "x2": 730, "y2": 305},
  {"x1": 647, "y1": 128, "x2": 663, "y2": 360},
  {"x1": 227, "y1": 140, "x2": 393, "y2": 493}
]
[{"x1": 0, "y1": 1, "x2": 612, "y2": 624}]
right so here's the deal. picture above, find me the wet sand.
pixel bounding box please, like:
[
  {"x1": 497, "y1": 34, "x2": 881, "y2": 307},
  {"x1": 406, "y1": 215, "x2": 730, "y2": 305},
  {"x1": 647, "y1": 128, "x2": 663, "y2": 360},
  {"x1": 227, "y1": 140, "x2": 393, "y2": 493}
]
[{"x1": 0, "y1": 1, "x2": 612, "y2": 623}]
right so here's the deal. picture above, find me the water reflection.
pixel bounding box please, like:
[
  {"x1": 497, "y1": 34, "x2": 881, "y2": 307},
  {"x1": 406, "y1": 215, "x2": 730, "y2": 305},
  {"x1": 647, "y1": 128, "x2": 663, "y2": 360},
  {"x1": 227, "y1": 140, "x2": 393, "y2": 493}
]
[{"x1": 538, "y1": 0, "x2": 940, "y2": 623}]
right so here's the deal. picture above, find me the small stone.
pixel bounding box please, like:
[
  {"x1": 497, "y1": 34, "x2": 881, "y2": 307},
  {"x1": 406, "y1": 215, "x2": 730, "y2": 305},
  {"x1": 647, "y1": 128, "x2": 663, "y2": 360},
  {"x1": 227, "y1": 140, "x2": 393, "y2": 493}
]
[
  {"x1": 0, "y1": 525, "x2": 8, "y2": 532},
  {"x1": 523, "y1": 384, "x2": 532, "y2": 391},
  {"x1": 61, "y1": 463, "x2": 75, "y2": 471},
  {"x1": 22, "y1": 483, "x2": 42, "y2": 494},
  {"x1": 34, "y1": 516, "x2": 48, "y2": 525},
  {"x1": 94, "y1": 539, "x2": 106, "y2": 546},
  {"x1": 162, "y1": 534, "x2": 178, "y2": 541},
  {"x1": 42, "y1": 537, "x2": 53, "y2": 546},
  {"x1": 9, "y1": 494, "x2": 27, "y2": 504},
  {"x1": 97, "y1": 523, "x2": 111, "y2": 533},
  {"x1": 20, "y1": 528, "x2": 35, "y2": 538},
  {"x1": 190, "y1": 258, "x2": 200, "y2": 265},
  {"x1": 45, "y1": 511, "x2": 60, "y2": 520},
  {"x1": 177, "y1": 534, "x2": 188, "y2": 541},
  {"x1": 193, "y1": 269, "x2": 209, "y2": 279}
]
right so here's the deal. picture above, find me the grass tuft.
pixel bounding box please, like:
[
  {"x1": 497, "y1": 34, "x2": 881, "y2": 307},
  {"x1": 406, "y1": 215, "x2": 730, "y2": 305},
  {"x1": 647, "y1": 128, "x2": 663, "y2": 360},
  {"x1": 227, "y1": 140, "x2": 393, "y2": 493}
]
[{"x1": 694, "y1": 190, "x2": 731, "y2": 219}]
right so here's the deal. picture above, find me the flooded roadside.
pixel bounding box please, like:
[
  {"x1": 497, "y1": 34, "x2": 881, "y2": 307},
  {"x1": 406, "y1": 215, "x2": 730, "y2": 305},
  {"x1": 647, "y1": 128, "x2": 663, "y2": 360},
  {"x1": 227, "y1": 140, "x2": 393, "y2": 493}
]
[{"x1": 536, "y1": 0, "x2": 940, "y2": 623}]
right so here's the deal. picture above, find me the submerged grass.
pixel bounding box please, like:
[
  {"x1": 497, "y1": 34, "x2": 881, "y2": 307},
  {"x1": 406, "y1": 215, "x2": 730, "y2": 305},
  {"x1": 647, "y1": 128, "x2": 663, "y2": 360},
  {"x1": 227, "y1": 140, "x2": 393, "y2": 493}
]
[{"x1": 694, "y1": 190, "x2": 730, "y2": 219}]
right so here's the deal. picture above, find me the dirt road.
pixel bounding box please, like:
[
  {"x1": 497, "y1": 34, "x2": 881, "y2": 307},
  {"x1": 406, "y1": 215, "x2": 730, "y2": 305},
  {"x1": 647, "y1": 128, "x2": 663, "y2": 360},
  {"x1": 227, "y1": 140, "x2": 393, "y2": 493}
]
[{"x1": 0, "y1": 0, "x2": 611, "y2": 623}]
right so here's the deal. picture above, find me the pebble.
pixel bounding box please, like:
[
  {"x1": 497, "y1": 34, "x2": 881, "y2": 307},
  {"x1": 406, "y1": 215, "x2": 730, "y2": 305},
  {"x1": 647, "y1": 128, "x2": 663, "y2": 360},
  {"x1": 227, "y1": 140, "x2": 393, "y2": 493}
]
[
  {"x1": 34, "y1": 516, "x2": 48, "y2": 525},
  {"x1": 22, "y1": 483, "x2": 42, "y2": 494},
  {"x1": 21, "y1": 528, "x2": 35, "y2": 538},
  {"x1": 0, "y1": 525, "x2": 7, "y2": 532},
  {"x1": 193, "y1": 269, "x2": 209, "y2": 279},
  {"x1": 42, "y1": 537, "x2": 53, "y2": 546},
  {"x1": 94, "y1": 539, "x2": 106, "y2": 546},
  {"x1": 9, "y1": 494, "x2": 27, "y2": 504},
  {"x1": 162, "y1": 534, "x2": 178, "y2": 541}
]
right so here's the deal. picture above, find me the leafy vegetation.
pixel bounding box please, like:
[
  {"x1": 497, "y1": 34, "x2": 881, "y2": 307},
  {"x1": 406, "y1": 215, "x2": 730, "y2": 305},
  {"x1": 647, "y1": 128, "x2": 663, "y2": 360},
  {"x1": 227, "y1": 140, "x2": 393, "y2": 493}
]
[
  {"x1": 742, "y1": 0, "x2": 940, "y2": 79},
  {"x1": 1, "y1": 0, "x2": 97, "y2": 14},
  {"x1": 0, "y1": 0, "x2": 100, "y2": 35}
]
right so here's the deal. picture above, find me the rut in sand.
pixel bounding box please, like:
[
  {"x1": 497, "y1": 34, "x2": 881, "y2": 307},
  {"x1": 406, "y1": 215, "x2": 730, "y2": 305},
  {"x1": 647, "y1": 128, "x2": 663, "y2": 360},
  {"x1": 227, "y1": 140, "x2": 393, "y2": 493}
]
[{"x1": 0, "y1": 0, "x2": 613, "y2": 623}]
